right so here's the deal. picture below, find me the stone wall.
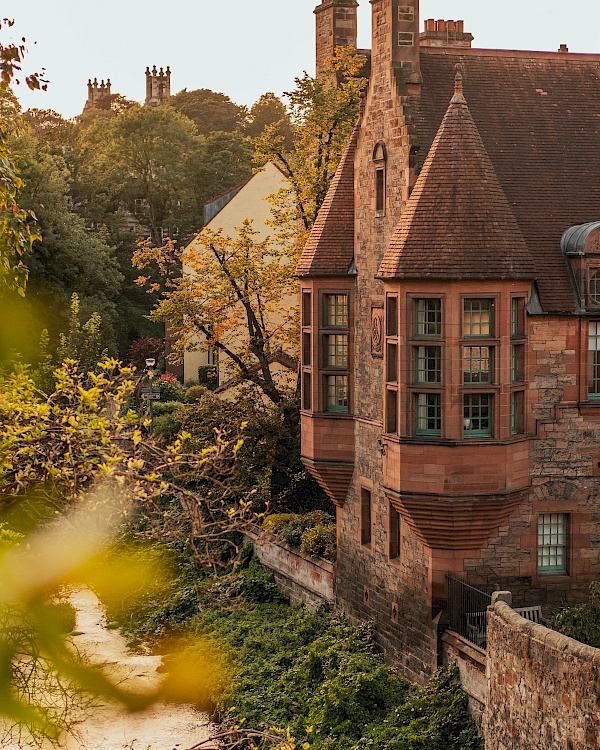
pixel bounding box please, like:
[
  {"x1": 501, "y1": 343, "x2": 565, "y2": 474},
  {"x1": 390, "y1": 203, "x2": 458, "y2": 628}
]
[
  {"x1": 244, "y1": 528, "x2": 334, "y2": 608},
  {"x1": 441, "y1": 630, "x2": 486, "y2": 721},
  {"x1": 485, "y1": 600, "x2": 600, "y2": 750}
]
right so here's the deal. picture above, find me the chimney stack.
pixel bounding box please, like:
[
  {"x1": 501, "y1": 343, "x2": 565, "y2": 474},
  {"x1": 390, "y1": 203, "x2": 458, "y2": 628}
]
[
  {"x1": 420, "y1": 18, "x2": 474, "y2": 48},
  {"x1": 315, "y1": 0, "x2": 358, "y2": 74},
  {"x1": 371, "y1": 0, "x2": 421, "y2": 85}
]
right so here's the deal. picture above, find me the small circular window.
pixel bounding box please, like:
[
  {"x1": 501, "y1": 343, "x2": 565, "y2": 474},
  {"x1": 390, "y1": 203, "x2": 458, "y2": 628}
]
[{"x1": 590, "y1": 271, "x2": 600, "y2": 305}]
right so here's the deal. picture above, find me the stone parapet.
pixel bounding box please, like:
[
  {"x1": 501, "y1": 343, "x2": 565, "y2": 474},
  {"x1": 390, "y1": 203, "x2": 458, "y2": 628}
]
[{"x1": 484, "y1": 600, "x2": 600, "y2": 749}]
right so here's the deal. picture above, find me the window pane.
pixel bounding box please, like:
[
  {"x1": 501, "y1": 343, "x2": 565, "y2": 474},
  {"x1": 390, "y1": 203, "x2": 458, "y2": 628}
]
[
  {"x1": 512, "y1": 297, "x2": 525, "y2": 336},
  {"x1": 538, "y1": 514, "x2": 567, "y2": 574},
  {"x1": 463, "y1": 299, "x2": 493, "y2": 337},
  {"x1": 512, "y1": 345, "x2": 524, "y2": 382},
  {"x1": 386, "y1": 390, "x2": 398, "y2": 434},
  {"x1": 386, "y1": 296, "x2": 398, "y2": 337},
  {"x1": 302, "y1": 372, "x2": 312, "y2": 411},
  {"x1": 376, "y1": 168, "x2": 385, "y2": 213},
  {"x1": 416, "y1": 393, "x2": 441, "y2": 435},
  {"x1": 302, "y1": 291, "x2": 312, "y2": 327},
  {"x1": 589, "y1": 322, "x2": 600, "y2": 399},
  {"x1": 302, "y1": 332, "x2": 311, "y2": 366},
  {"x1": 463, "y1": 346, "x2": 492, "y2": 384},
  {"x1": 591, "y1": 272, "x2": 600, "y2": 305},
  {"x1": 387, "y1": 343, "x2": 398, "y2": 382},
  {"x1": 416, "y1": 346, "x2": 442, "y2": 383},
  {"x1": 463, "y1": 394, "x2": 492, "y2": 436},
  {"x1": 326, "y1": 375, "x2": 348, "y2": 412},
  {"x1": 415, "y1": 299, "x2": 442, "y2": 337},
  {"x1": 325, "y1": 334, "x2": 348, "y2": 368},
  {"x1": 325, "y1": 294, "x2": 348, "y2": 327}
]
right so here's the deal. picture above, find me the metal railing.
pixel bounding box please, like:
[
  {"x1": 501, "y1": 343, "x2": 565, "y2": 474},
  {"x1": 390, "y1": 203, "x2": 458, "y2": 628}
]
[{"x1": 447, "y1": 573, "x2": 493, "y2": 649}]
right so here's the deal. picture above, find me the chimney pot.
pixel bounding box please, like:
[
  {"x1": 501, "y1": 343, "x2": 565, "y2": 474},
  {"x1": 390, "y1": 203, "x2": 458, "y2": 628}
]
[
  {"x1": 559, "y1": 43, "x2": 569, "y2": 53},
  {"x1": 425, "y1": 18, "x2": 435, "y2": 31},
  {"x1": 436, "y1": 20, "x2": 446, "y2": 32},
  {"x1": 456, "y1": 20, "x2": 464, "y2": 33},
  {"x1": 447, "y1": 19, "x2": 456, "y2": 32}
]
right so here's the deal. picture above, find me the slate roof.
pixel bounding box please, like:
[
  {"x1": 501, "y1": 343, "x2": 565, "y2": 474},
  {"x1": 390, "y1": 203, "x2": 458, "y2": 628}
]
[
  {"x1": 413, "y1": 48, "x2": 600, "y2": 312},
  {"x1": 295, "y1": 121, "x2": 359, "y2": 277},
  {"x1": 379, "y1": 70, "x2": 535, "y2": 280}
]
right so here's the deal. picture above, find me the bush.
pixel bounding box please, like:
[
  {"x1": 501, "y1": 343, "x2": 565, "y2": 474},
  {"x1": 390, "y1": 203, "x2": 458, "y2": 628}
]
[
  {"x1": 547, "y1": 581, "x2": 600, "y2": 647},
  {"x1": 262, "y1": 513, "x2": 295, "y2": 532},
  {"x1": 185, "y1": 385, "x2": 209, "y2": 403},
  {"x1": 301, "y1": 524, "x2": 337, "y2": 562},
  {"x1": 153, "y1": 400, "x2": 184, "y2": 418},
  {"x1": 157, "y1": 372, "x2": 186, "y2": 402}
]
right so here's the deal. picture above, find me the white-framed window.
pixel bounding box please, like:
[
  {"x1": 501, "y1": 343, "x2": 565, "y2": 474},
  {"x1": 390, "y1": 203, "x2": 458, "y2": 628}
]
[{"x1": 538, "y1": 514, "x2": 568, "y2": 575}]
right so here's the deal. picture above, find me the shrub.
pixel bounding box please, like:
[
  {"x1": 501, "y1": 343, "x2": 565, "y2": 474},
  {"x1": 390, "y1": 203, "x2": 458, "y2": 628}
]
[
  {"x1": 157, "y1": 372, "x2": 186, "y2": 402},
  {"x1": 301, "y1": 524, "x2": 337, "y2": 562},
  {"x1": 153, "y1": 400, "x2": 184, "y2": 418},
  {"x1": 547, "y1": 581, "x2": 600, "y2": 648},
  {"x1": 262, "y1": 513, "x2": 295, "y2": 532},
  {"x1": 185, "y1": 385, "x2": 209, "y2": 403}
]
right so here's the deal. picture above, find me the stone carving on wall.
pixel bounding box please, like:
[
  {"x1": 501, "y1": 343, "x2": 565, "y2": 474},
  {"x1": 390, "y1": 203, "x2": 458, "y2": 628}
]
[{"x1": 371, "y1": 306, "x2": 384, "y2": 357}]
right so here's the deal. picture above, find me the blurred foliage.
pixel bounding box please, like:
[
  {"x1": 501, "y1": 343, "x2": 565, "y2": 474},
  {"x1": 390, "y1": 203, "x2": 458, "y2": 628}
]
[{"x1": 547, "y1": 581, "x2": 600, "y2": 648}]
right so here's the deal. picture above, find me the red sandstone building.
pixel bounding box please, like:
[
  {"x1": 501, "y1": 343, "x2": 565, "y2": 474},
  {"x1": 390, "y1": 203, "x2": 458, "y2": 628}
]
[{"x1": 298, "y1": 0, "x2": 600, "y2": 683}]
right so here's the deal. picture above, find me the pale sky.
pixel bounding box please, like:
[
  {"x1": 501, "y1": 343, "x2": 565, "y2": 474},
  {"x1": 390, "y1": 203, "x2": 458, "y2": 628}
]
[{"x1": 8, "y1": 1, "x2": 600, "y2": 119}]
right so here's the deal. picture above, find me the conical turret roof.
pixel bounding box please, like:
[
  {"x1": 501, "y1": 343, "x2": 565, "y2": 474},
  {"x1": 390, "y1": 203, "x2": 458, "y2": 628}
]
[{"x1": 379, "y1": 68, "x2": 534, "y2": 281}]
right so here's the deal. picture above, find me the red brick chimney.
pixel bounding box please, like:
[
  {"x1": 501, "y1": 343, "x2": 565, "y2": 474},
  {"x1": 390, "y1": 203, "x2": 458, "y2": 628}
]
[
  {"x1": 315, "y1": 0, "x2": 359, "y2": 74},
  {"x1": 371, "y1": 0, "x2": 421, "y2": 85},
  {"x1": 420, "y1": 19, "x2": 474, "y2": 48}
]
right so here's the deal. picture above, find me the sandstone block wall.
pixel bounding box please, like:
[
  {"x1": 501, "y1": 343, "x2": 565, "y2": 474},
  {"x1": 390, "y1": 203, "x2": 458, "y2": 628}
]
[
  {"x1": 485, "y1": 601, "x2": 600, "y2": 750},
  {"x1": 245, "y1": 529, "x2": 334, "y2": 608}
]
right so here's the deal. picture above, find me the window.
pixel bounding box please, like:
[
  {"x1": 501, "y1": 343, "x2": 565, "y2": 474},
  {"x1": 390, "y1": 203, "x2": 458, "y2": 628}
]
[
  {"x1": 538, "y1": 514, "x2": 568, "y2": 575},
  {"x1": 463, "y1": 394, "x2": 492, "y2": 437},
  {"x1": 387, "y1": 343, "x2": 398, "y2": 382},
  {"x1": 376, "y1": 169, "x2": 385, "y2": 213},
  {"x1": 511, "y1": 391, "x2": 524, "y2": 435},
  {"x1": 303, "y1": 372, "x2": 312, "y2": 411},
  {"x1": 416, "y1": 393, "x2": 441, "y2": 435},
  {"x1": 389, "y1": 504, "x2": 401, "y2": 560},
  {"x1": 512, "y1": 345, "x2": 524, "y2": 382},
  {"x1": 512, "y1": 297, "x2": 526, "y2": 336},
  {"x1": 590, "y1": 271, "x2": 600, "y2": 306},
  {"x1": 386, "y1": 295, "x2": 398, "y2": 337},
  {"x1": 361, "y1": 488, "x2": 372, "y2": 546},
  {"x1": 398, "y1": 6, "x2": 415, "y2": 21},
  {"x1": 416, "y1": 346, "x2": 442, "y2": 384},
  {"x1": 415, "y1": 299, "x2": 442, "y2": 337},
  {"x1": 463, "y1": 299, "x2": 493, "y2": 337},
  {"x1": 386, "y1": 390, "x2": 398, "y2": 434},
  {"x1": 302, "y1": 332, "x2": 311, "y2": 366},
  {"x1": 463, "y1": 346, "x2": 492, "y2": 385},
  {"x1": 325, "y1": 375, "x2": 348, "y2": 412},
  {"x1": 325, "y1": 294, "x2": 348, "y2": 327},
  {"x1": 207, "y1": 348, "x2": 219, "y2": 366},
  {"x1": 589, "y1": 321, "x2": 600, "y2": 399},
  {"x1": 324, "y1": 334, "x2": 348, "y2": 368},
  {"x1": 373, "y1": 143, "x2": 387, "y2": 217},
  {"x1": 398, "y1": 31, "x2": 415, "y2": 46},
  {"x1": 302, "y1": 291, "x2": 312, "y2": 327}
]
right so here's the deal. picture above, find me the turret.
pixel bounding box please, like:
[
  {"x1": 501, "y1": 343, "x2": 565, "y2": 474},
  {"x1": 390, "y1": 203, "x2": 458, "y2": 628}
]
[{"x1": 145, "y1": 65, "x2": 171, "y2": 107}]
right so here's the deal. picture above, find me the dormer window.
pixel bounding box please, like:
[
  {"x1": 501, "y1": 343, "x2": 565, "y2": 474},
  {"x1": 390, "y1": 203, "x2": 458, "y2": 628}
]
[{"x1": 373, "y1": 142, "x2": 387, "y2": 217}]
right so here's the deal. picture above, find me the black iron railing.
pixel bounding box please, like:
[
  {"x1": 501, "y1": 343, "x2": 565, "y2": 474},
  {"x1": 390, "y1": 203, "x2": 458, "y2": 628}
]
[{"x1": 447, "y1": 573, "x2": 493, "y2": 649}]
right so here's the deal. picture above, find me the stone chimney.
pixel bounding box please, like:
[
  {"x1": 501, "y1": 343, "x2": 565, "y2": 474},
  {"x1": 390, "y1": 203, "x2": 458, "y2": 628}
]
[
  {"x1": 371, "y1": 0, "x2": 421, "y2": 85},
  {"x1": 420, "y1": 19, "x2": 474, "y2": 48},
  {"x1": 315, "y1": 0, "x2": 358, "y2": 74},
  {"x1": 145, "y1": 65, "x2": 171, "y2": 107}
]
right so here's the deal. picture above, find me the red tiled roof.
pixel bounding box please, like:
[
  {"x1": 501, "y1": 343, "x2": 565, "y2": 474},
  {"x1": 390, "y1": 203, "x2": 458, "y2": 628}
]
[
  {"x1": 412, "y1": 48, "x2": 600, "y2": 312},
  {"x1": 296, "y1": 121, "x2": 359, "y2": 277},
  {"x1": 379, "y1": 71, "x2": 535, "y2": 281}
]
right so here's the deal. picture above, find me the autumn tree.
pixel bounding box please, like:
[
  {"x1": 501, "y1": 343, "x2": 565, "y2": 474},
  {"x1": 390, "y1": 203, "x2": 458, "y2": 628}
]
[
  {"x1": 134, "y1": 220, "x2": 298, "y2": 407},
  {"x1": 246, "y1": 92, "x2": 294, "y2": 149},
  {"x1": 255, "y1": 47, "x2": 367, "y2": 233},
  {"x1": 0, "y1": 19, "x2": 46, "y2": 296}
]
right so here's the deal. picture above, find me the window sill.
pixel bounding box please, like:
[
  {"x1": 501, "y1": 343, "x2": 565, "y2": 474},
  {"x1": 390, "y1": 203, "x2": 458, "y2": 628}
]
[{"x1": 383, "y1": 434, "x2": 532, "y2": 447}]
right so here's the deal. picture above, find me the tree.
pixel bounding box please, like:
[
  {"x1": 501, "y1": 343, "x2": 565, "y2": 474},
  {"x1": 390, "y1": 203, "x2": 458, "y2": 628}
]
[
  {"x1": 246, "y1": 92, "x2": 294, "y2": 150},
  {"x1": 255, "y1": 47, "x2": 367, "y2": 233},
  {"x1": 0, "y1": 19, "x2": 47, "y2": 296},
  {"x1": 169, "y1": 88, "x2": 246, "y2": 136},
  {"x1": 133, "y1": 220, "x2": 298, "y2": 407}
]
